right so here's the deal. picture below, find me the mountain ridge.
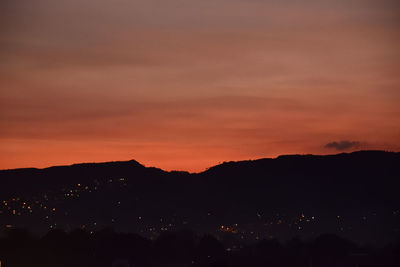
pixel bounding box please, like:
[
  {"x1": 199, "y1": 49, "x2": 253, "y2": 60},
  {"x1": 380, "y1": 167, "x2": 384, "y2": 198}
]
[
  {"x1": 1, "y1": 150, "x2": 397, "y2": 174},
  {"x1": 1, "y1": 150, "x2": 399, "y2": 244}
]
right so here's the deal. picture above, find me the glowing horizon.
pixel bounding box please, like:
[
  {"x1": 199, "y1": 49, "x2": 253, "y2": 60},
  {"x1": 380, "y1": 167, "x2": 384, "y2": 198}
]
[{"x1": 1, "y1": 0, "x2": 399, "y2": 172}]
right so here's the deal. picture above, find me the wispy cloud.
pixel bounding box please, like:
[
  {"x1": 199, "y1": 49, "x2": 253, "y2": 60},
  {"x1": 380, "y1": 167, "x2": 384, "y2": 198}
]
[{"x1": 324, "y1": 140, "x2": 361, "y2": 151}]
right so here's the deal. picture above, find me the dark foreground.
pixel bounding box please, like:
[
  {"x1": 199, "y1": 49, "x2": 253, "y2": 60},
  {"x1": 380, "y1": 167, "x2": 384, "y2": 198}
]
[
  {"x1": 1, "y1": 228, "x2": 399, "y2": 267},
  {"x1": 1, "y1": 151, "x2": 400, "y2": 245}
]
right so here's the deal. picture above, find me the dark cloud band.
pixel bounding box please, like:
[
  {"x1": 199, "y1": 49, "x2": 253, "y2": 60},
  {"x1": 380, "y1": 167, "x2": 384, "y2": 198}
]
[{"x1": 324, "y1": 141, "x2": 361, "y2": 151}]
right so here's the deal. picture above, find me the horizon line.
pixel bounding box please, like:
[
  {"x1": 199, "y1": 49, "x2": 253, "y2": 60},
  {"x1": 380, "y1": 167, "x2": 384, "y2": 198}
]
[{"x1": 1, "y1": 149, "x2": 397, "y2": 174}]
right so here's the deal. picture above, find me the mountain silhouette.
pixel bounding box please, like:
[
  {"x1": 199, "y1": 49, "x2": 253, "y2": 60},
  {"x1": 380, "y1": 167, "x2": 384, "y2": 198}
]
[{"x1": 0, "y1": 150, "x2": 399, "y2": 244}]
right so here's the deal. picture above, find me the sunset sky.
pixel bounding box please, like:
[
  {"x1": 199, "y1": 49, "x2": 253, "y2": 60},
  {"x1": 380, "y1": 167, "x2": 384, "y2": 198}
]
[{"x1": 1, "y1": 0, "x2": 399, "y2": 171}]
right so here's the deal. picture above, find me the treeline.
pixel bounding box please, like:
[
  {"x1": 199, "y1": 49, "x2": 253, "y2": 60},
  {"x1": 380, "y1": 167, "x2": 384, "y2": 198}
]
[{"x1": 0, "y1": 228, "x2": 399, "y2": 267}]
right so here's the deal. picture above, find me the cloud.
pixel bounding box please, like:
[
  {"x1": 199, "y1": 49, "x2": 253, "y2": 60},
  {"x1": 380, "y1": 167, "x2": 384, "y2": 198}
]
[{"x1": 324, "y1": 140, "x2": 361, "y2": 151}]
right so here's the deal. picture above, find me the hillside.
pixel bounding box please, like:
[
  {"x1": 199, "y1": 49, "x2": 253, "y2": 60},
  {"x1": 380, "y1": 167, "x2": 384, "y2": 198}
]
[{"x1": 0, "y1": 151, "x2": 399, "y2": 244}]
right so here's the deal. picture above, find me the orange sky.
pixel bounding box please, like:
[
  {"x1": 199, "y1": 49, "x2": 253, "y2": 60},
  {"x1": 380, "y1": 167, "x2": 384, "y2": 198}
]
[{"x1": 1, "y1": 0, "x2": 399, "y2": 172}]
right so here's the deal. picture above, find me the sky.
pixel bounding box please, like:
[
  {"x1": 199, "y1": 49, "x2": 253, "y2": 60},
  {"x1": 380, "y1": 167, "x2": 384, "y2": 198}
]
[{"x1": 1, "y1": 0, "x2": 399, "y2": 172}]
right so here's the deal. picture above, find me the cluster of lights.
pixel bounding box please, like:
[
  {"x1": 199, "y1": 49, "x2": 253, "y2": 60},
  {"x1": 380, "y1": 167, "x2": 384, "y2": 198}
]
[
  {"x1": 0, "y1": 177, "x2": 128, "y2": 230},
  {"x1": 212, "y1": 210, "x2": 400, "y2": 241},
  {"x1": 1, "y1": 180, "x2": 399, "y2": 240}
]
